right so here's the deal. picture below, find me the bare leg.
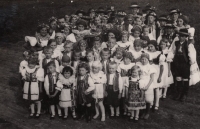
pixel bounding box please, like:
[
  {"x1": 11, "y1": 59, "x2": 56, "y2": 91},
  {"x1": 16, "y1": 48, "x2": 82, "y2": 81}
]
[
  {"x1": 110, "y1": 105, "x2": 114, "y2": 116},
  {"x1": 36, "y1": 101, "x2": 41, "y2": 114},
  {"x1": 56, "y1": 104, "x2": 62, "y2": 116},
  {"x1": 99, "y1": 101, "x2": 105, "y2": 121},
  {"x1": 116, "y1": 107, "x2": 120, "y2": 116},
  {"x1": 50, "y1": 105, "x2": 55, "y2": 116},
  {"x1": 93, "y1": 103, "x2": 99, "y2": 119},
  {"x1": 135, "y1": 110, "x2": 139, "y2": 120},
  {"x1": 154, "y1": 88, "x2": 160, "y2": 109},
  {"x1": 30, "y1": 103, "x2": 35, "y2": 115}
]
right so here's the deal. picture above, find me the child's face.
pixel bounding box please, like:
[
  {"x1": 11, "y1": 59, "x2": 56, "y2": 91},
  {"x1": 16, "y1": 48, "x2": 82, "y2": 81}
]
[
  {"x1": 166, "y1": 28, "x2": 173, "y2": 34},
  {"x1": 101, "y1": 52, "x2": 110, "y2": 60},
  {"x1": 65, "y1": 15, "x2": 70, "y2": 22},
  {"x1": 135, "y1": 18, "x2": 142, "y2": 25},
  {"x1": 148, "y1": 16, "x2": 155, "y2": 24},
  {"x1": 79, "y1": 67, "x2": 88, "y2": 76},
  {"x1": 143, "y1": 28, "x2": 149, "y2": 36},
  {"x1": 131, "y1": 8, "x2": 138, "y2": 15},
  {"x1": 62, "y1": 61, "x2": 70, "y2": 66},
  {"x1": 160, "y1": 21, "x2": 166, "y2": 27},
  {"x1": 48, "y1": 65, "x2": 56, "y2": 73},
  {"x1": 128, "y1": 18, "x2": 133, "y2": 24},
  {"x1": 40, "y1": 27, "x2": 48, "y2": 37},
  {"x1": 122, "y1": 35, "x2": 128, "y2": 43},
  {"x1": 32, "y1": 52, "x2": 39, "y2": 59},
  {"x1": 141, "y1": 57, "x2": 149, "y2": 65},
  {"x1": 133, "y1": 31, "x2": 140, "y2": 38},
  {"x1": 142, "y1": 40, "x2": 148, "y2": 48},
  {"x1": 63, "y1": 27, "x2": 70, "y2": 35},
  {"x1": 58, "y1": 18, "x2": 66, "y2": 27},
  {"x1": 87, "y1": 52, "x2": 94, "y2": 62},
  {"x1": 45, "y1": 50, "x2": 53, "y2": 59},
  {"x1": 132, "y1": 70, "x2": 139, "y2": 78},
  {"x1": 24, "y1": 54, "x2": 30, "y2": 61},
  {"x1": 118, "y1": 17, "x2": 124, "y2": 23},
  {"x1": 78, "y1": 25, "x2": 85, "y2": 31},
  {"x1": 74, "y1": 53, "x2": 81, "y2": 61},
  {"x1": 148, "y1": 44, "x2": 156, "y2": 52},
  {"x1": 115, "y1": 51, "x2": 123, "y2": 59},
  {"x1": 134, "y1": 44, "x2": 142, "y2": 52},
  {"x1": 71, "y1": 17, "x2": 77, "y2": 23},
  {"x1": 80, "y1": 43, "x2": 87, "y2": 52},
  {"x1": 95, "y1": 17, "x2": 101, "y2": 25},
  {"x1": 109, "y1": 65, "x2": 117, "y2": 74},
  {"x1": 50, "y1": 21, "x2": 57, "y2": 30},
  {"x1": 64, "y1": 44, "x2": 72, "y2": 53},
  {"x1": 108, "y1": 32, "x2": 115, "y2": 40},
  {"x1": 108, "y1": 40, "x2": 116, "y2": 48},
  {"x1": 177, "y1": 18, "x2": 184, "y2": 27},
  {"x1": 179, "y1": 35, "x2": 187, "y2": 42},
  {"x1": 56, "y1": 37, "x2": 63, "y2": 45},
  {"x1": 123, "y1": 57, "x2": 131, "y2": 64},
  {"x1": 92, "y1": 66, "x2": 100, "y2": 74},
  {"x1": 172, "y1": 13, "x2": 179, "y2": 21},
  {"x1": 160, "y1": 42, "x2": 167, "y2": 50},
  {"x1": 63, "y1": 71, "x2": 71, "y2": 79},
  {"x1": 78, "y1": 13, "x2": 83, "y2": 18},
  {"x1": 102, "y1": 18, "x2": 108, "y2": 24},
  {"x1": 28, "y1": 63, "x2": 36, "y2": 69},
  {"x1": 93, "y1": 41, "x2": 101, "y2": 49},
  {"x1": 50, "y1": 42, "x2": 57, "y2": 50}
]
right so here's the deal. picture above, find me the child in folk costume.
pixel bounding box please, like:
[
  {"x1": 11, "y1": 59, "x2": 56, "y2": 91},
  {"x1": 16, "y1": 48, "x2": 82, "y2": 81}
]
[
  {"x1": 21, "y1": 58, "x2": 44, "y2": 118},
  {"x1": 93, "y1": 38, "x2": 103, "y2": 61},
  {"x1": 142, "y1": 25, "x2": 156, "y2": 40},
  {"x1": 158, "y1": 39, "x2": 174, "y2": 99},
  {"x1": 90, "y1": 61, "x2": 107, "y2": 121},
  {"x1": 78, "y1": 40, "x2": 88, "y2": 62},
  {"x1": 125, "y1": 65, "x2": 146, "y2": 121},
  {"x1": 56, "y1": 66, "x2": 77, "y2": 119},
  {"x1": 102, "y1": 37, "x2": 118, "y2": 57},
  {"x1": 86, "y1": 49, "x2": 95, "y2": 70},
  {"x1": 60, "y1": 54, "x2": 75, "y2": 75},
  {"x1": 129, "y1": 26, "x2": 141, "y2": 49},
  {"x1": 44, "y1": 61, "x2": 61, "y2": 119},
  {"x1": 106, "y1": 62, "x2": 123, "y2": 118},
  {"x1": 71, "y1": 49, "x2": 82, "y2": 75},
  {"x1": 76, "y1": 63, "x2": 95, "y2": 122},
  {"x1": 137, "y1": 53, "x2": 156, "y2": 120},
  {"x1": 145, "y1": 40, "x2": 161, "y2": 110},
  {"x1": 129, "y1": 39, "x2": 144, "y2": 63},
  {"x1": 63, "y1": 41, "x2": 74, "y2": 61},
  {"x1": 117, "y1": 31, "x2": 132, "y2": 50},
  {"x1": 110, "y1": 47, "x2": 124, "y2": 66},
  {"x1": 40, "y1": 47, "x2": 59, "y2": 76},
  {"x1": 100, "y1": 48, "x2": 111, "y2": 74},
  {"x1": 55, "y1": 33, "x2": 65, "y2": 52},
  {"x1": 117, "y1": 52, "x2": 135, "y2": 115}
]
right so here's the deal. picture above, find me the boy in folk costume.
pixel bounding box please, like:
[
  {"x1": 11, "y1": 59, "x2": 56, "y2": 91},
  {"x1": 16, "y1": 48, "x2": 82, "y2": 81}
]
[
  {"x1": 172, "y1": 29, "x2": 199, "y2": 102},
  {"x1": 106, "y1": 62, "x2": 123, "y2": 118},
  {"x1": 100, "y1": 48, "x2": 111, "y2": 74}
]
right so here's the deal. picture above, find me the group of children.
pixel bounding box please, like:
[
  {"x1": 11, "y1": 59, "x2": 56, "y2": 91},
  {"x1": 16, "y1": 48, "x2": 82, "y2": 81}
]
[{"x1": 19, "y1": 2, "x2": 200, "y2": 122}]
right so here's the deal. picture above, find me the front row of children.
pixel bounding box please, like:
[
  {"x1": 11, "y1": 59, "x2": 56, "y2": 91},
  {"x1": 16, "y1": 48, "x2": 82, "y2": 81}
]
[{"x1": 21, "y1": 46, "x2": 167, "y2": 122}]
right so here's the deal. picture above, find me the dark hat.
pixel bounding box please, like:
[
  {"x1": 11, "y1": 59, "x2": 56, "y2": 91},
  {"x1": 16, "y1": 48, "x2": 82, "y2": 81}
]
[
  {"x1": 116, "y1": 10, "x2": 127, "y2": 17},
  {"x1": 178, "y1": 29, "x2": 189, "y2": 36},
  {"x1": 129, "y1": 2, "x2": 140, "y2": 8},
  {"x1": 146, "y1": 11, "x2": 157, "y2": 18},
  {"x1": 76, "y1": 10, "x2": 86, "y2": 15},
  {"x1": 178, "y1": 15, "x2": 189, "y2": 24},
  {"x1": 164, "y1": 24, "x2": 176, "y2": 29},
  {"x1": 158, "y1": 15, "x2": 169, "y2": 21},
  {"x1": 142, "y1": 5, "x2": 156, "y2": 13},
  {"x1": 95, "y1": 7, "x2": 106, "y2": 14},
  {"x1": 170, "y1": 8, "x2": 180, "y2": 15}
]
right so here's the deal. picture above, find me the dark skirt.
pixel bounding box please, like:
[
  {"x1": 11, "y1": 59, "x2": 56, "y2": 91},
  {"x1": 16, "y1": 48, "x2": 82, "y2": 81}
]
[
  {"x1": 48, "y1": 92, "x2": 60, "y2": 105},
  {"x1": 107, "y1": 85, "x2": 120, "y2": 107}
]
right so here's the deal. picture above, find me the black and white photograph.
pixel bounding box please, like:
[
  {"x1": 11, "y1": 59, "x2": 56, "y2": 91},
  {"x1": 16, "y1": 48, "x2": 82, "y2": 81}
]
[{"x1": 0, "y1": 0, "x2": 200, "y2": 128}]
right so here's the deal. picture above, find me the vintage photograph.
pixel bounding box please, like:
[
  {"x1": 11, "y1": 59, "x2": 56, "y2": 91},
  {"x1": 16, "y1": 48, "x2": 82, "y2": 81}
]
[{"x1": 0, "y1": 0, "x2": 200, "y2": 128}]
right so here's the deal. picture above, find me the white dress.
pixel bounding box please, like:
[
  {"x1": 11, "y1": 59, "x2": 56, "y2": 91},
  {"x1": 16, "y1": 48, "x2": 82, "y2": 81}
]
[
  {"x1": 56, "y1": 74, "x2": 76, "y2": 108},
  {"x1": 21, "y1": 66, "x2": 44, "y2": 100},
  {"x1": 110, "y1": 56, "x2": 123, "y2": 66},
  {"x1": 129, "y1": 49, "x2": 145, "y2": 63},
  {"x1": 117, "y1": 41, "x2": 132, "y2": 50}
]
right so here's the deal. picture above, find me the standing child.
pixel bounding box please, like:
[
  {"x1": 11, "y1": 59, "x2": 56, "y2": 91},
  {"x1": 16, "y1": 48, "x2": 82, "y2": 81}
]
[
  {"x1": 100, "y1": 48, "x2": 111, "y2": 74},
  {"x1": 117, "y1": 52, "x2": 135, "y2": 115},
  {"x1": 126, "y1": 65, "x2": 146, "y2": 121},
  {"x1": 137, "y1": 53, "x2": 156, "y2": 120},
  {"x1": 86, "y1": 49, "x2": 95, "y2": 70},
  {"x1": 76, "y1": 63, "x2": 95, "y2": 122},
  {"x1": 78, "y1": 40, "x2": 88, "y2": 62},
  {"x1": 57, "y1": 66, "x2": 77, "y2": 119},
  {"x1": 71, "y1": 49, "x2": 82, "y2": 75},
  {"x1": 103, "y1": 37, "x2": 119, "y2": 57},
  {"x1": 63, "y1": 41, "x2": 74, "y2": 61},
  {"x1": 90, "y1": 61, "x2": 107, "y2": 121},
  {"x1": 21, "y1": 58, "x2": 44, "y2": 118},
  {"x1": 92, "y1": 38, "x2": 103, "y2": 61},
  {"x1": 60, "y1": 54, "x2": 75, "y2": 74},
  {"x1": 44, "y1": 61, "x2": 61, "y2": 119},
  {"x1": 129, "y1": 39, "x2": 144, "y2": 63},
  {"x1": 117, "y1": 31, "x2": 132, "y2": 50},
  {"x1": 106, "y1": 62, "x2": 123, "y2": 118}
]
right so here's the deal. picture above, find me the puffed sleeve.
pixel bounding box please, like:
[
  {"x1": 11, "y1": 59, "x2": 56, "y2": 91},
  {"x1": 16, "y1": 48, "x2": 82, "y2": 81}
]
[
  {"x1": 36, "y1": 68, "x2": 44, "y2": 82},
  {"x1": 66, "y1": 33, "x2": 76, "y2": 43},
  {"x1": 188, "y1": 43, "x2": 197, "y2": 64},
  {"x1": 188, "y1": 27, "x2": 195, "y2": 39},
  {"x1": 44, "y1": 75, "x2": 49, "y2": 95},
  {"x1": 166, "y1": 51, "x2": 174, "y2": 62},
  {"x1": 25, "y1": 36, "x2": 37, "y2": 46},
  {"x1": 21, "y1": 68, "x2": 26, "y2": 79},
  {"x1": 56, "y1": 80, "x2": 63, "y2": 91},
  {"x1": 118, "y1": 75, "x2": 124, "y2": 93},
  {"x1": 149, "y1": 65, "x2": 157, "y2": 74},
  {"x1": 86, "y1": 76, "x2": 95, "y2": 93}
]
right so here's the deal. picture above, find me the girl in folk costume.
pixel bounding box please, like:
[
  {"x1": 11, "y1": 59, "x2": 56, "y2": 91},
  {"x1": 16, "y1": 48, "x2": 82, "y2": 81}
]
[
  {"x1": 71, "y1": 49, "x2": 82, "y2": 75},
  {"x1": 129, "y1": 27, "x2": 141, "y2": 50},
  {"x1": 24, "y1": 23, "x2": 50, "y2": 51},
  {"x1": 76, "y1": 63, "x2": 95, "y2": 122},
  {"x1": 56, "y1": 66, "x2": 77, "y2": 119},
  {"x1": 125, "y1": 65, "x2": 146, "y2": 121},
  {"x1": 172, "y1": 29, "x2": 199, "y2": 102},
  {"x1": 55, "y1": 32, "x2": 65, "y2": 52},
  {"x1": 19, "y1": 51, "x2": 30, "y2": 76},
  {"x1": 117, "y1": 31, "x2": 132, "y2": 50},
  {"x1": 44, "y1": 62, "x2": 61, "y2": 119},
  {"x1": 110, "y1": 47, "x2": 124, "y2": 66},
  {"x1": 48, "y1": 16, "x2": 57, "y2": 39},
  {"x1": 90, "y1": 61, "x2": 107, "y2": 121},
  {"x1": 145, "y1": 40, "x2": 161, "y2": 110},
  {"x1": 63, "y1": 25, "x2": 76, "y2": 43},
  {"x1": 21, "y1": 58, "x2": 44, "y2": 118},
  {"x1": 60, "y1": 54, "x2": 75, "y2": 75},
  {"x1": 158, "y1": 39, "x2": 174, "y2": 99},
  {"x1": 117, "y1": 52, "x2": 135, "y2": 115},
  {"x1": 40, "y1": 47, "x2": 59, "y2": 76},
  {"x1": 106, "y1": 62, "x2": 123, "y2": 118},
  {"x1": 92, "y1": 38, "x2": 102, "y2": 61},
  {"x1": 100, "y1": 48, "x2": 111, "y2": 74},
  {"x1": 129, "y1": 39, "x2": 144, "y2": 63},
  {"x1": 86, "y1": 49, "x2": 95, "y2": 70},
  {"x1": 137, "y1": 53, "x2": 156, "y2": 120}
]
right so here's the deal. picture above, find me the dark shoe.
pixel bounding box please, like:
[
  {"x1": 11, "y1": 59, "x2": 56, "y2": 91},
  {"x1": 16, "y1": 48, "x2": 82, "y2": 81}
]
[
  {"x1": 63, "y1": 115, "x2": 68, "y2": 120},
  {"x1": 72, "y1": 115, "x2": 77, "y2": 120},
  {"x1": 109, "y1": 115, "x2": 115, "y2": 119},
  {"x1": 35, "y1": 113, "x2": 40, "y2": 119},
  {"x1": 50, "y1": 115, "x2": 55, "y2": 120},
  {"x1": 58, "y1": 114, "x2": 62, "y2": 119},
  {"x1": 29, "y1": 113, "x2": 35, "y2": 118}
]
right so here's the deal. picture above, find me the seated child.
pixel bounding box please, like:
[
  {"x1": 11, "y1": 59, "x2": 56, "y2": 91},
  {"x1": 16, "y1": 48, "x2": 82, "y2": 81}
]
[
  {"x1": 106, "y1": 62, "x2": 123, "y2": 117},
  {"x1": 57, "y1": 66, "x2": 77, "y2": 119},
  {"x1": 44, "y1": 61, "x2": 61, "y2": 119}
]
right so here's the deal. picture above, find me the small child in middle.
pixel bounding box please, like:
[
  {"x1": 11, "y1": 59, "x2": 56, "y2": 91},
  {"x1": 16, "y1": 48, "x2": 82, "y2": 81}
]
[
  {"x1": 90, "y1": 61, "x2": 107, "y2": 121},
  {"x1": 106, "y1": 62, "x2": 123, "y2": 118}
]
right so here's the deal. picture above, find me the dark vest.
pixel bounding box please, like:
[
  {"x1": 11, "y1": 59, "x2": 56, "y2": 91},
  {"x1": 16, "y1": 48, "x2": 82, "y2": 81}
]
[{"x1": 174, "y1": 40, "x2": 189, "y2": 63}]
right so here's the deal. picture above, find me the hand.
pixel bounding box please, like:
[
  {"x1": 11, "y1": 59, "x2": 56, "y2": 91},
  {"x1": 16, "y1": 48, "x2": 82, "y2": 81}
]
[{"x1": 157, "y1": 77, "x2": 161, "y2": 83}]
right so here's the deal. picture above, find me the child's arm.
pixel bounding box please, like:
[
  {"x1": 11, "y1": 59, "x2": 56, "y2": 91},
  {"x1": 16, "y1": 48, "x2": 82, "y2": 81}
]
[
  {"x1": 167, "y1": 63, "x2": 171, "y2": 77},
  {"x1": 145, "y1": 73, "x2": 155, "y2": 90},
  {"x1": 44, "y1": 75, "x2": 50, "y2": 96},
  {"x1": 85, "y1": 76, "x2": 95, "y2": 94},
  {"x1": 157, "y1": 65, "x2": 164, "y2": 83}
]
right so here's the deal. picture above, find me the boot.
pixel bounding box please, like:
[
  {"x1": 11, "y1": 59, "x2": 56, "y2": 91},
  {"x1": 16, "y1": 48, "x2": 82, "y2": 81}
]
[
  {"x1": 179, "y1": 81, "x2": 189, "y2": 102},
  {"x1": 174, "y1": 81, "x2": 183, "y2": 100}
]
